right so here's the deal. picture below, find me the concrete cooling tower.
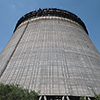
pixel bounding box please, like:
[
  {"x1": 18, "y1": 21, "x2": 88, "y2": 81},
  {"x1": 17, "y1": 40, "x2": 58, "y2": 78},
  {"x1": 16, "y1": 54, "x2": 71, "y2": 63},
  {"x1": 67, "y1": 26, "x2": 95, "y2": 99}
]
[{"x1": 0, "y1": 8, "x2": 100, "y2": 100}]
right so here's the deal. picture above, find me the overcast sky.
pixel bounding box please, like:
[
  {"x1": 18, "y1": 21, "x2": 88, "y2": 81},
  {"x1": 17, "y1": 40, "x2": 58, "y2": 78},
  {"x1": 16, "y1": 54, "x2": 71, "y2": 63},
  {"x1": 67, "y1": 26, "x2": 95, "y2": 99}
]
[{"x1": 0, "y1": 0, "x2": 100, "y2": 53}]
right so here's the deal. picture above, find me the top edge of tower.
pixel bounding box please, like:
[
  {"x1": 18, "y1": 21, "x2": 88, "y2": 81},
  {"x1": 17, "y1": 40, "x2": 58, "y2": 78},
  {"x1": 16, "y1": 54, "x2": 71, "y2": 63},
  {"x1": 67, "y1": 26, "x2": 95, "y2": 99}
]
[{"x1": 13, "y1": 8, "x2": 88, "y2": 35}]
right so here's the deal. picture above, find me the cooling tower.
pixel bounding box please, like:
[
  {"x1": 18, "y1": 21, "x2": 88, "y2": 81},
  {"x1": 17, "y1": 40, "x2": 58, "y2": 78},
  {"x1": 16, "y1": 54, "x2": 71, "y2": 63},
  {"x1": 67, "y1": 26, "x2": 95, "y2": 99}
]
[{"x1": 0, "y1": 8, "x2": 100, "y2": 100}]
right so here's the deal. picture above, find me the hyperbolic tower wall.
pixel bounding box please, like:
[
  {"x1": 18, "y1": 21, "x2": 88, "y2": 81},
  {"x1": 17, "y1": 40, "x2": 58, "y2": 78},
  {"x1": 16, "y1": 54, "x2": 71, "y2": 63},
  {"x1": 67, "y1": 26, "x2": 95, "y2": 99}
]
[{"x1": 0, "y1": 8, "x2": 100, "y2": 99}]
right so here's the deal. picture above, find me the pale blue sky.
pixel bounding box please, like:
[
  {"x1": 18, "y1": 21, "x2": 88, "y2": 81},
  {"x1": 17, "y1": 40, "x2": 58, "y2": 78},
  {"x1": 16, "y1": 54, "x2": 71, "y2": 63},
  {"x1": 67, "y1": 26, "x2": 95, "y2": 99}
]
[{"x1": 0, "y1": 0, "x2": 100, "y2": 53}]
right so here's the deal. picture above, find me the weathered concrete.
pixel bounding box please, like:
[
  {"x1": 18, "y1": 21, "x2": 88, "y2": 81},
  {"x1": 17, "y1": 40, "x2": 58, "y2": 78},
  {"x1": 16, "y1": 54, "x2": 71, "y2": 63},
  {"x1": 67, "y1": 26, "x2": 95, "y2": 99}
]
[{"x1": 0, "y1": 10, "x2": 100, "y2": 98}]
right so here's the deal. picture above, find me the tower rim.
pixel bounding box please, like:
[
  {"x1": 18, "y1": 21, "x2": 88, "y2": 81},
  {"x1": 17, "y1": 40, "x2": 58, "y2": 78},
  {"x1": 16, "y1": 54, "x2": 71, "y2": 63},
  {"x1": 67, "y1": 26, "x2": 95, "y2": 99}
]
[{"x1": 14, "y1": 8, "x2": 88, "y2": 34}]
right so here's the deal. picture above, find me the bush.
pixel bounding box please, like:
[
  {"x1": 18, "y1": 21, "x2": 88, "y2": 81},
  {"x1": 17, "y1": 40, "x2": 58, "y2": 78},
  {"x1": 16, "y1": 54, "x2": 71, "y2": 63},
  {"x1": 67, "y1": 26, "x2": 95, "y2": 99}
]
[{"x1": 0, "y1": 83, "x2": 38, "y2": 100}]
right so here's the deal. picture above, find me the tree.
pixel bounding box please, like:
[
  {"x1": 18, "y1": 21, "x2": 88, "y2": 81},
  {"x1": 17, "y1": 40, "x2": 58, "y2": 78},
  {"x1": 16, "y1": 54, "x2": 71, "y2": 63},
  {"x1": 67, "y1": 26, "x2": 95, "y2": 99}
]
[{"x1": 0, "y1": 83, "x2": 38, "y2": 100}]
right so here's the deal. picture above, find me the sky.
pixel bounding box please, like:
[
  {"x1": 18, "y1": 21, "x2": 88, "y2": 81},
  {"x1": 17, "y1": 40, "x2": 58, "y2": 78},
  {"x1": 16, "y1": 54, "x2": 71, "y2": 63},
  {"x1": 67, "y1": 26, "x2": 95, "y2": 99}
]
[{"x1": 0, "y1": 0, "x2": 100, "y2": 53}]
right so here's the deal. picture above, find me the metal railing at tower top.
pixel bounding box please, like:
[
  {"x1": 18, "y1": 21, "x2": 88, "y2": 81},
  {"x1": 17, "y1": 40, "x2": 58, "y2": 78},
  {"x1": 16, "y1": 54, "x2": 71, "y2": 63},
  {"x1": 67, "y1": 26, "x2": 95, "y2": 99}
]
[{"x1": 13, "y1": 8, "x2": 88, "y2": 35}]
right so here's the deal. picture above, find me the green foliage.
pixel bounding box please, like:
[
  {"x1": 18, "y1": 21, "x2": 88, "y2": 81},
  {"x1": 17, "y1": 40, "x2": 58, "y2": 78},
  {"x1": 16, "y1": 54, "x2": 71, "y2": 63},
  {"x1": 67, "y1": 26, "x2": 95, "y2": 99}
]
[
  {"x1": 94, "y1": 93, "x2": 100, "y2": 100},
  {"x1": 79, "y1": 96, "x2": 86, "y2": 100},
  {"x1": 0, "y1": 83, "x2": 38, "y2": 100},
  {"x1": 80, "y1": 93, "x2": 100, "y2": 100}
]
